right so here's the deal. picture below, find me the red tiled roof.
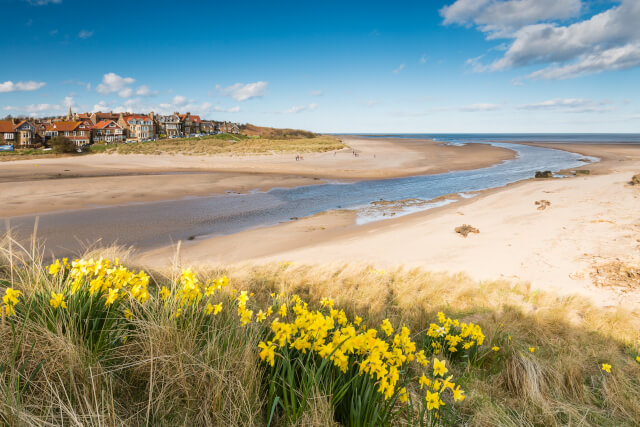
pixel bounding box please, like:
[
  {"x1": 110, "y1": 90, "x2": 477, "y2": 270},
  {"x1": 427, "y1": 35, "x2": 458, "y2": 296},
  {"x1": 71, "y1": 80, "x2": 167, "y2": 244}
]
[
  {"x1": 123, "y1": 115, "x2": 150, "y2": 123},
  {"x1": 93, "y1": 120, "x2": 121, "y2": 129},
  {"x1": 51, "y1": 121, "x2": 82, "y2": 131},
  {"x1": 0, "y1": 120, "x2": 14, "y2": 133},
  {"x1": 93, "y1": 111, "x2": 119, "y2": 119},
  {"x1": 190, "y1": 115, "x2": 201, "y2": 123}
]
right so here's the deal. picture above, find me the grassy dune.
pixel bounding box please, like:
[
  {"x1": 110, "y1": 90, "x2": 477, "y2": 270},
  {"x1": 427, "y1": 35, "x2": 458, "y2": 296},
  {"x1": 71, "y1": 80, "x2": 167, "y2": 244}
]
[
  {"x1": 1, "y1": 237, "x2": 639, "y2": 426},
  {"x1": 94, "y1": 134, "x2": 345, "y2": 156},
  {"x1": 0, "y1": 150, "x2": 62, "y2": 162}
]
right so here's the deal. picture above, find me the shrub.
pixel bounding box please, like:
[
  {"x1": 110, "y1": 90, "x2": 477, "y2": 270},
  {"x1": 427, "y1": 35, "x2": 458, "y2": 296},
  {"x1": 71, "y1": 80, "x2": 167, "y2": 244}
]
[
  {"x1": 88, "y1": 144, "x2": 108, "y2": 153},
  {"x1": 48, "y1": 136, "x2": 76, "y2": 153},
  {"x1": 631, "y1": 174, "x2": 640, "y2": 185}
]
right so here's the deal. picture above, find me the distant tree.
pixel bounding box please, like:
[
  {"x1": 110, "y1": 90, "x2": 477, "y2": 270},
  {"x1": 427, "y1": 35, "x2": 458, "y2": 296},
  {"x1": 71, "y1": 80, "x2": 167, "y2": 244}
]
[{"x1": 49, "y1": 136, "x2": 77, "y2": 153}]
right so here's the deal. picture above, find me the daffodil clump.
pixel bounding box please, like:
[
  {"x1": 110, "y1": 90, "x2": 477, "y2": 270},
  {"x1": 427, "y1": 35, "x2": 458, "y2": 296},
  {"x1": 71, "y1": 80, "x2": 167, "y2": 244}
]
[
  {"x1": 47, "y1": 257, "x2": 151, "y2": 307},
  {"x1": 2, "y1": 287, "x2": 21, "y2": 317},
  {"x1": 3, "y1": 258, "x2": 479, "y2": 425},
  {"x1": 425, "y1": 311, "x2": 485, "y2": 359},
  {"x1": 257, "y1": 296, "x2": 468, "y2": 425}
]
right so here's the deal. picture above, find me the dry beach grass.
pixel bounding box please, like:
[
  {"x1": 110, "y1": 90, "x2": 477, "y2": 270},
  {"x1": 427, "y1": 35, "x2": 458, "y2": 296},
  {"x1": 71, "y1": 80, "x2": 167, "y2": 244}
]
[
  {"x1": 1, "y1": 236, "x2": 640, "y2": 426},
  {"x1": 98, "y1": 135, "x2": 345, "y2": 156}
]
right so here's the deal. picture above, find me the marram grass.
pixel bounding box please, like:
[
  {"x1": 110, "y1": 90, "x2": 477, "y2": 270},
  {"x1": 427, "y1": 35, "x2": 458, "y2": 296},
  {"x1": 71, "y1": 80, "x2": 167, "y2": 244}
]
[{"x1": 1, "y1": 239, "x2": 640, "y2": 426}]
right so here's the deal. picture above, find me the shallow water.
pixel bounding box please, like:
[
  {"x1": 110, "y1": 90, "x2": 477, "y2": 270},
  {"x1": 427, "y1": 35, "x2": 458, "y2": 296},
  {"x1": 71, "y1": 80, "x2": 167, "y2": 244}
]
[{"x1": 5, "y1": 142, "x2": 593, "y2": 256}]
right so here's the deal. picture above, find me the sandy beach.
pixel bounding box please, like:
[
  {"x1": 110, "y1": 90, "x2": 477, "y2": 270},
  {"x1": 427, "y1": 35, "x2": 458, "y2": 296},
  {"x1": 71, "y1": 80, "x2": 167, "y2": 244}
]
[
  {"x1": 0, "y1": 136, "x2": 514, "y2": 217},
  {"x1": 141, "y1": 143, "x2": 640, "y2": 308},
  {"x1": 3, "y1": 137, "x2": 639, "y2": 307}
]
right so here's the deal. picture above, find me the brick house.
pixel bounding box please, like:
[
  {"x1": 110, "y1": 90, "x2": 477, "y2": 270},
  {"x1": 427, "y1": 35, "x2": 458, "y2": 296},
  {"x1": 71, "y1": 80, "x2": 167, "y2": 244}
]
[
  {"x1": 118, "y1": 115, "x2": 155, "y2": 140},
  {"x1": 90, "y1": 111, "x2": 120, "y2": 125},
  {"x1": 14, "y1": 120, "x2": 39, "y2": 147},
  {"x1": 155, "y1": 114, "x2": 182, "y2": 137},
  {"x1": 0, "y1": 121, "x2": 16, "y2": 145},
  {"x1": 218, "y1": 121, "x2": 240, "y2": 134},
  {"x1": 200, "y1": 120, "x2": 218, "y2": 134},
  {"x1": 92, "y1": 120, "x2": 125, "y2": 143},
  {"x1": 178, "y1": 112, "x2": 201, "y2": 135},
  {"x1": 45, "y1": 121, "x2": 92, "y2": 146}
]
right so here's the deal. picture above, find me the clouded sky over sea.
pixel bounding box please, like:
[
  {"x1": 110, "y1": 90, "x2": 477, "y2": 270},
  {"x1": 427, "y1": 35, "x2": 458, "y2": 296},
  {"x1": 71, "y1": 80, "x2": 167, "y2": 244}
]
[{"x1": 2, "y1": 0, "x2": 640, "y2": 133}]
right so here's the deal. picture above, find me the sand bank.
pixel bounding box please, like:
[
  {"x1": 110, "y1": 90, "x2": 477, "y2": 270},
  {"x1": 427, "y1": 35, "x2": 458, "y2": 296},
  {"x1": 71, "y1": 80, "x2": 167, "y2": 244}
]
[
  {"x1": 141, "y1": 143, "x2": 640, "y2": 308},
  {"x1": 0, "y1": 137, "x2": 514, "y2": 217}
]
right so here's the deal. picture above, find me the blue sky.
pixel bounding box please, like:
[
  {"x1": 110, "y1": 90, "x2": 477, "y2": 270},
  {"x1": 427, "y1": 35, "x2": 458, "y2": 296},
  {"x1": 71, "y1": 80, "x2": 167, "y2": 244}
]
[{"x1": 1, "y1": 0, "x2": 639, "y2": 133}]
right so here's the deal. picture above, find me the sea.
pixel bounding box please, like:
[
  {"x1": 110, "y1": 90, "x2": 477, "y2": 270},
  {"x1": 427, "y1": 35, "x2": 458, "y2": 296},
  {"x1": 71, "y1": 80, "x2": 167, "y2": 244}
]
[{"x1": 349, "y1": 133, "x2": 640, "y2": 145}]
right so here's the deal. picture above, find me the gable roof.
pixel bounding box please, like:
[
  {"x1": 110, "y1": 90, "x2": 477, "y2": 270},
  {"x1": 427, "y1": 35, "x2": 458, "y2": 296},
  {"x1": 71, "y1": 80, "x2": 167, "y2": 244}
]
[
  {"x1": 50, "y1": 121, "x2": 82, "y2": 131},
  {"x1": 122, "y1": 115, "x2": 151, "y2": 123},
  {"x1": 0, "y1": 121, "x2": 15, "y2": 133},
  {"x1": 14, "y1": 120, "x2": 35, "y2": 130},
  {"x1": 94, "y1": 120, "x2": 121, "y2": 129},
  {"x1": 190, "y1": 115, "x2": 201, "y2": 123}
]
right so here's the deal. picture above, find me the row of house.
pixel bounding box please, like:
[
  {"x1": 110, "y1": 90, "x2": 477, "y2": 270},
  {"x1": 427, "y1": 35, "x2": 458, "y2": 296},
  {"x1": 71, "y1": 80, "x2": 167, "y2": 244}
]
[{"x1": 0, "y1": 109, "x2": 241, "y2": 148}]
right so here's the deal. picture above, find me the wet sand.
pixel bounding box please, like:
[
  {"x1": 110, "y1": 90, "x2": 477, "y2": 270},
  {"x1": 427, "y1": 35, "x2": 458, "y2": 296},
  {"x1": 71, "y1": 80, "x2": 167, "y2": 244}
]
[
  {"x1": 141, "y1": 143, "x2": 640, "y2": 308},
  {"x1": 0, "y1": 136, "x2": 514, "y2": 217}
]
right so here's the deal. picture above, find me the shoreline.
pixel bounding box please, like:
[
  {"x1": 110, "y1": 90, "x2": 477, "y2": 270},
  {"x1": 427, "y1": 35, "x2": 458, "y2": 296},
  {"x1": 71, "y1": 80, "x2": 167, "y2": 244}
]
[
  {"x1": 140, "y1": 142, "x2": 640, "y2": 308},
  {"x1": 0, "y1": 136, "x2": 515, "y2": 217}
]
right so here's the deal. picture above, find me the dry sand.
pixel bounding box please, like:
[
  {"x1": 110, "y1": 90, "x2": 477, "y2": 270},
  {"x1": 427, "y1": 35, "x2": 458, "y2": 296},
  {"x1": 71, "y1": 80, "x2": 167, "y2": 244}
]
[
  {"x1": 0, "y1": 136, "x2": 514, "y2": 217},
  {"x1": 142, "y1": 143, "x2": 640, "y2": 308}
]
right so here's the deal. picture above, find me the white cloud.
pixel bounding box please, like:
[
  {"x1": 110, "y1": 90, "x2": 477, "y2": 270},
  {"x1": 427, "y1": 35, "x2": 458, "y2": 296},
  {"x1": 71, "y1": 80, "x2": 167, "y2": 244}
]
[
  {"x1": 217, "y1": 81, "x2": 268, "y2": 101},
  {"x1": 96, "y1": 73, "x2": 136, "y2": 98},
  {"x1": 92, "y1": 101, "x2": 110, "y2": 112},
  {"x1": 5, "y1": 104, "x2": 57, "y2": 113},
  {"x1": 309, "y1": 90, "x2": 324, "y2": 96},
  {"x1": 518, "y1": 98, "x2": 614, "y2": 112},
  {"x1": 49, "y1": 29, "x2": 58, "y2": 36},
  {"x1": 218, "y1": 82, "x2": 268, "y2": 101},
  {"x1": 458, "y1": 103, "x2": 503, "y2": 111},
  {"x1": 447, "y1": 0, "x2": 640, "y2": 79},
  {"x1": 527, "y1": 43, "x2": 640, "y2": 80},
  {"x1": 78, "y1": 30, "x2": 93, "y2": 39},
  {"x1": 172, "y1": 95, "x2": 187, "y2": 106},
  {"x1": 0, "y1": 80, "x2": 46, "y2": 93},
  {"x1": 118, "y1": 87, "x2": 133, "y2": 98},
  {"x1": 63, "y1": 96, "x2": 76, "y2": 109},
  {"x1": 393, "y1": 64, "x2": 406, "y2": 73},
  {"x1": 214, "y1": 106, "x2": 241, "y2": 113},
  {"x1": 283, "y1": 103, "x2": 318, "y2": 114},
  {"x1": 441, "y1": 0, "x2": 581, "y2": 37},
  {"x1": 136, "y1": 85, "x2": 158, "y2": 96},
  {"x1": 420, "y1": 55, "x2": 428, "y2": 64}
]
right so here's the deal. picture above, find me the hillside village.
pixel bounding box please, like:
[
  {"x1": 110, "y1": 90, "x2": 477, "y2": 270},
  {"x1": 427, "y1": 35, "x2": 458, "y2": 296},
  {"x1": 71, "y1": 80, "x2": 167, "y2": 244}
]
[{"x1": 0, "y1": 107, "x2": 241, "y2": 149}]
